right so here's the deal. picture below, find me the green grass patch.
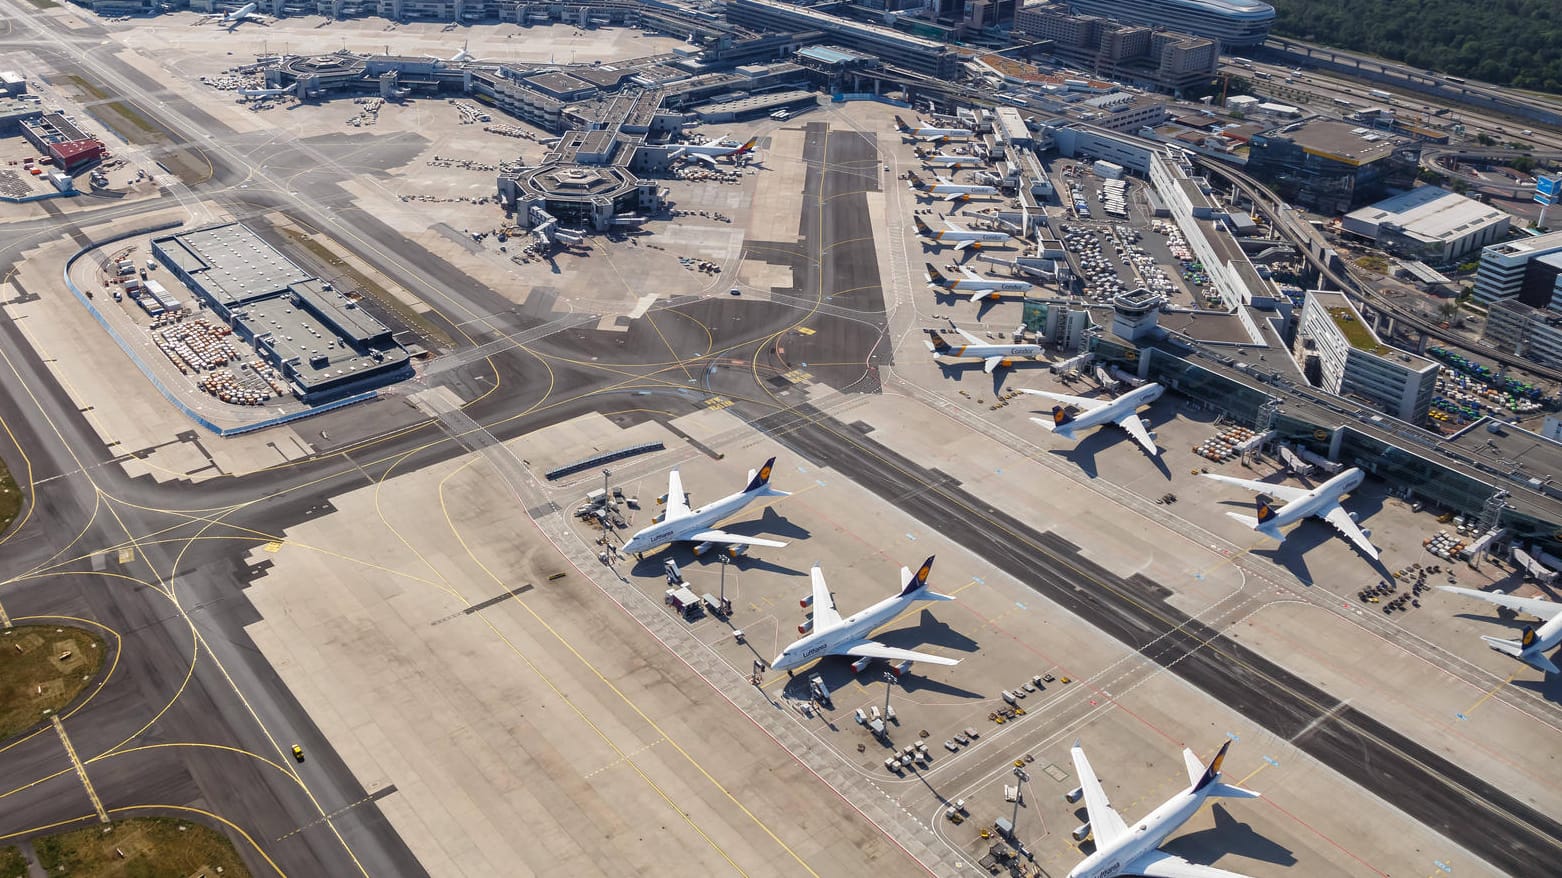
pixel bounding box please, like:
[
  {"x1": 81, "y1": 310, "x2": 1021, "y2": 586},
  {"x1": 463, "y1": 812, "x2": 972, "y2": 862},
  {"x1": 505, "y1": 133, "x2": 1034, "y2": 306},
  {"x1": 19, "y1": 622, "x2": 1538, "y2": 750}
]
[
  {"x1": 0, "y1": 625, "x2": 104, "y2": 741},
  {"x1": 65, "y1": 74, "x2": 108, "y2": 101},
  {"x1": 1327, "y1": 306, "x2": 1385, "y2": 353},
  {"x1": 0, "y1": 454, "x2": 20, "y2": 538},
  {"x1": 0, "y1": 846, "x2": 28, "y2": 878},
  {"x1": 33, "y1": 817, "x2": 252, "y2": 878},
  {"x1": 105, "y1": 101, "x2": 160, "y2": 136},
  {"x1": 279, "y1": 227, "x2": 453, "y2": 348}
]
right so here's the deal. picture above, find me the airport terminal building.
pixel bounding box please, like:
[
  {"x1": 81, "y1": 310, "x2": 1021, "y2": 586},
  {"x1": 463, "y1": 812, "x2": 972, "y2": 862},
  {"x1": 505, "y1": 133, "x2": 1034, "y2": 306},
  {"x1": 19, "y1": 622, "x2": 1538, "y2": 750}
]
[{"x1": 151, "y1": 224, "x2": 413, "y2": 403}]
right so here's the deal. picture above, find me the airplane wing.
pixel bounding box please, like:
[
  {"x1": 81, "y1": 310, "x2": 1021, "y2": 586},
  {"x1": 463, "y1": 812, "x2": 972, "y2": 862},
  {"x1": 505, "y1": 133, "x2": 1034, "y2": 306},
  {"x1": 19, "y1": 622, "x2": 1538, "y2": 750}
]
[
  {"x1": 1126, "y1": 850, "x2": 1256, "y2": 878},
  {"x1": 945, "y1": 193, "x2": 971, "y2": 203},
  {"x1": 983, "y1": 356, "x2": 1005, "y2": 374},
  {"x1": 952, "y1": 240, "x2": 973, "y2": 251},
  {"x1": 810, "y1": 565, "x2": 842, "y2": 629},
  {"x1": 687, "y1": 529, "x2": 787, "y2": 549},
  {"x1": 1199, "y1": 473, "x2": 1310, "y2": 503},
  {"x1": 969, "y1": 289, "x2": 995, "y2": 303},
  {"x1": 1440, "y1": 586, "x2": 1562, "y2": 620},
  {"x1": 664, "y1": 470, "x2": 690, "y2": 519},
  {"x1": 1018, "y1": 389, "x2": 1108, "y2": 412},
  {"x1": 1319, "y1": 502, "x2": 1379, "y2": 559},
  {"x1": 841, "y1": 641, "x2": 959, "y2": 666},
  {"x1": 955, "y1": 327, "x2": 986, "y2": 345},
  {"x1": 1116, "y1": 412, "x2": 1159, "y2": 455},
  {"x1": 958, "y1": 266, "x2": 984, "y2": 279},
  {"x1": 691, "y1": 153, "x2": 718, "y2": 168},
  {"x1": 1069, "y1": 741, "x2": 1128, "y2": 846}
]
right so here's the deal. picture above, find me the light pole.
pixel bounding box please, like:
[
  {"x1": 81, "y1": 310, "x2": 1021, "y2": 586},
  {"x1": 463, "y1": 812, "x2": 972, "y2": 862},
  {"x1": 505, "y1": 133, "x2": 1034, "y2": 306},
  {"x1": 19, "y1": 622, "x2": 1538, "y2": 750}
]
[
  {"x1": 602, "y1": 468, "x2": 611, "y2": 499},
  {"x1": 882, "y1": 671, "x2": 896, "y2": 718},
  {"x1": 1011, "y1": 766, "x2": 1029, "y2": 833},
  {"x1": 718, "y1": 554, "x2": 729, "y2": 610}
]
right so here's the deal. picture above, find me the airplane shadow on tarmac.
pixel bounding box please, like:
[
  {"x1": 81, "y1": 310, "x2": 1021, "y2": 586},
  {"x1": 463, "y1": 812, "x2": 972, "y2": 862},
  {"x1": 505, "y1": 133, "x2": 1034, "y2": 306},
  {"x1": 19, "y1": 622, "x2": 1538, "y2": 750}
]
[
  {"x1": 1160, "y1": 804, "x2": 1298, "y2": 869},
  {"x1": 1220, "y1": 493, "x2": 1390, "y2": 585},
  {"x1": 1511, "y1": 671, "x2": 1562, "y2": 704}
]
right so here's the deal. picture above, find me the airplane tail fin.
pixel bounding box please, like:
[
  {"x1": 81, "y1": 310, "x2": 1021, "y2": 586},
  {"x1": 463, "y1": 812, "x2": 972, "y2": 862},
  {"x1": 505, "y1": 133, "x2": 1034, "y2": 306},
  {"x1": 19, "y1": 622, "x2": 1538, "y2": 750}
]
[
  {"x1": 1051, "y1": 405, "x2": 1074, "y2": 427},
  {"x1": 894, "y1": 115, "x2": 910, "y2": 132},
  {"x1": 1029, "y1": 415, "x2": 1074, "y2": 439},
  {"x1": 1255, "y1": 497, "x2": 1279, "y2": 525},
  {"x1": 742, "y1": 457, "x2": 787, "y2": 496},
  {"x1": 1483, "y1": 632, "x2": 1561, "y2": 673},
  {"x1": 1192, "y1": 740, "x2": 1233, "y2": 793},
  {"x1": 735, "y1": 136, "x2": 758, "y2": 154},
  {"x1": 1226, "y1": 512, "x2": 1284, "y2": 540},
  {"x1": 925, "y1": 262, "x2": 949, "y2": 286},
  {"x1": 913, "y1": 216, "x2": 934, "y2": 237},
  {"x1": 906, "y1": 171, "x2": 926, "y2": 190},
  {"x1": 896, "y1": 555, "x2": 942, "y2": 598},
  {"x1": 926, "y1": 330, "x2": 952, "y2": 353}
]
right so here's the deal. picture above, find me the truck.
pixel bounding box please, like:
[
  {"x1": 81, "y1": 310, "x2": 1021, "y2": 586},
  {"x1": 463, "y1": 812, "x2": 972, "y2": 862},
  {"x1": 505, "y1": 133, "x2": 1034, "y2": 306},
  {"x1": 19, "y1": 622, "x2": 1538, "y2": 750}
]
[{"x1": 1368, "y1": 89, "x2": 1393, "y2": 101}]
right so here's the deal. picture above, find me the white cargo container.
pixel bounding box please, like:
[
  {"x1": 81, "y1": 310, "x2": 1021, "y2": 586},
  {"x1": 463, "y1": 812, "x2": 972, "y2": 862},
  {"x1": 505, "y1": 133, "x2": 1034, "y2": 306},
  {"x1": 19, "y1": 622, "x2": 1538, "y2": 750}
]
[{"x1": 1092, "y1": 160, "x2": 1123, "y2": 180}]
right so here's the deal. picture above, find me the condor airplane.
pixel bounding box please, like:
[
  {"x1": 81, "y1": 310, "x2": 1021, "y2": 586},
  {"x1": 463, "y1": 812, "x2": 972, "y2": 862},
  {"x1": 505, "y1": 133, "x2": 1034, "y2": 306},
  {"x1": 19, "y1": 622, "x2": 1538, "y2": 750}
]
[
  {"x1": 1065, "y1": 738, "x2": 1260, "y2": 878},
  {"x1": 912, "y1": 216, "x2": 1010, "y2": 252},
  {"x1": 621, "y1": 457, "x2": 789, "y2": 557},
  {"x1": 670, "y1": 136, "x2": 758, "y2": 168},
  {"x1": 925, "y1": 327, "x2": 1041, "y2": 373},
  {"x1": 907, "y1": 171, "x2": 998, "y2": 203},
  {"x1": 1439, "y1": 586, "x2": 1562, "y2": 674},
  {"x1": 925, "y1": 263, "x2": 1031, "y2": 302},
  {"x1": 1201, "y1": 467, "x2": 1379, "y2": 559},
  {"x1": 1021, "y1": 382, "x2": 1163, "y2": 456},
  {"x1": 923, "y1": 154, "x2": 986, "y2": 170},
  {"x1": 770, "y1": 556, "x2": 959, "y2": 673},
  {"x1": 894, "y1": 115, "x2": 973, "y2": 142}
]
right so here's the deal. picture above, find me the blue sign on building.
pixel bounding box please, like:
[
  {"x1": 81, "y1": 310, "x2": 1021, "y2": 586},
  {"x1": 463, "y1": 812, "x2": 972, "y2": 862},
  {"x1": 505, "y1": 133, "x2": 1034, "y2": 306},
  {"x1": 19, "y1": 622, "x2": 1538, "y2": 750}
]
[{"x1": 1537, "y1": 176, "x2": 1560, "y2": 206}]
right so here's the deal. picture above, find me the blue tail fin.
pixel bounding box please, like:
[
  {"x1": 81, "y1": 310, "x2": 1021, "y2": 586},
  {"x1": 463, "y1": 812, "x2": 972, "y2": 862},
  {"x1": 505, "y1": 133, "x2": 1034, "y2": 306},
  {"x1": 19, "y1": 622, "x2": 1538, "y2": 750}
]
[
  {"x1": 1052, "y1": 406, "x2": 1074, "y2": 427},
  {"x1": 743, "y1": 457, "x2": 777, "y2": 494},
  {"x1": 898, "y1": 556, "x2": 936, "y2": 597},
  {"x1": 1193, "y1": 740, "x2": 1232, "y2": 792}
]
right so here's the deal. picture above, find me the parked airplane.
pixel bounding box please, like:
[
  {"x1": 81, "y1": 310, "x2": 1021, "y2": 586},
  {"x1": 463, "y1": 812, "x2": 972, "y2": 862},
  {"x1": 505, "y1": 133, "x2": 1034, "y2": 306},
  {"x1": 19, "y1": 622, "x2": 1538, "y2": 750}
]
[
  {"x1": 1021, "y1": 382, "x2": 1163, "y2": 456},
  {"x1": 894, "y1": 115, "x2": 973, "y2": 142},
  {"x1": 1439, "y1": 586, "x2": 1562, "y2": 673},
  {"x1": 204, "y1": 2, "x2": 266, "y2": 28},
  {"x1": 925, "y1": 327, "x2": 1041, "y2": 373},
  {"x1": 912, "y1": 216, "x2": 1009, "y2": 252},
  {"x1": 925, "y1": 263, "x2": 1031, "y2": 302},
  {"x1": 907, "y1": 171, "x2": 998, "y2": 203},
  {"x1": 449, "y1": 40, "x2": 473, "y2": 63},
  {"x1": 770, "y1": 556, "x2": 959, "y2": 673},
  {"x1": 1201, "y1": 467, "x2": 1379, "y2": 559},
  {"x1": 923, "y1": 154, "x2": 985, "y2": 169},
  {"x1": 670, "y1": 136, "x2": 758, "y2": 168},
  {"x1": 1065, "y1": 738, "x2": 1260, "y2": 878},
  {"x1": 621, "y1": 457, "x2": 789, "y2": 557}
]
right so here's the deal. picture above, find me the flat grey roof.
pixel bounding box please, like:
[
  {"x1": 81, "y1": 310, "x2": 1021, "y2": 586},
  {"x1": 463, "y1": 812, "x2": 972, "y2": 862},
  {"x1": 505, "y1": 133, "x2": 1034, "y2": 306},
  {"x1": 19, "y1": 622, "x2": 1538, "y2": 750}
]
[
  {"x1": 238, "y1": 295, "x2": 407, "y2": 390},
  {"x1": 155, "y1": 224, "x2": 311, "y2": 308}
]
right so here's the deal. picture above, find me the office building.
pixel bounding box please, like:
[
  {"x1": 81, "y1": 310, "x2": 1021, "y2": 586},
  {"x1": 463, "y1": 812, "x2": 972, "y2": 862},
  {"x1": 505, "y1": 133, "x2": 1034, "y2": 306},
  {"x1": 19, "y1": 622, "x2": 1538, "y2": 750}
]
[
  {"x1": 1296, "y1": 290, "x2": 1438, "y2": 422},
  {"x1": 1471, "y1": 229, "x2": 1562, "y2": 311},
  {"x1": 1061, "y1": 0, "x2": 1274, "y2": 47},
  {"x1": 1245, "y1": 119, "x2": 1418, "y2": 213},
  {"x1": 1483, "y1": 299, "x2": 1562, "y2": 370},
  {"x1": 1341, "y1": 186, "x2": 1510, "y2": 264},
  {"x1": 1013, "y1": 2, "x2": 1218, "y2": 92}
]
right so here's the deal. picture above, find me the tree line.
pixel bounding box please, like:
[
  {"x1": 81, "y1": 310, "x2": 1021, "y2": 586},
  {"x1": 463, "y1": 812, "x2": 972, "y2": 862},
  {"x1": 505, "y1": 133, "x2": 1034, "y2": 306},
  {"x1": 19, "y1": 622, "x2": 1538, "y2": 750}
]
[{"x1": 1271, "y1": 0, "x2": 1562, "y2": 94}]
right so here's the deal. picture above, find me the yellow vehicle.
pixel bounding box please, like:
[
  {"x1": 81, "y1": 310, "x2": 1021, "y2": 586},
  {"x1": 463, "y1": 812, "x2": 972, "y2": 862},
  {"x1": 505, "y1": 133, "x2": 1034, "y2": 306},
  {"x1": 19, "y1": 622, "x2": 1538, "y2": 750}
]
[{"x1": 291, "y1": 745, "x2": 305, "y2": 763}]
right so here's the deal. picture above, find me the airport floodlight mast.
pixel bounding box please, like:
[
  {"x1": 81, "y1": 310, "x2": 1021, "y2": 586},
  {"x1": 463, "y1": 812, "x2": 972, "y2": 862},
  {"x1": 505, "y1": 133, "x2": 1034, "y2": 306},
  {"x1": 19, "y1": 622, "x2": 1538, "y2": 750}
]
[
  {"x1": 1011, "y1": 766, "x2": 1029, "y2": 832},
  {"x1": 882, "y1": 671, "x2": 896, "y2": 717}
]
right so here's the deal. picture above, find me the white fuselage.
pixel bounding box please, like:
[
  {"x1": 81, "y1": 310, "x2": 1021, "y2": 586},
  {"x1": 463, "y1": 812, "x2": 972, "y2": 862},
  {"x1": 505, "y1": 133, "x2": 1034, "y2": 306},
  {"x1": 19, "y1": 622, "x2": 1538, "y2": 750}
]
[
  {"x1": 1069, "y1": 787, "x2": 1207, "y2": 878},
  {"x1": 935, "y1": 341, "x2": 1041, "y2": 362},
  {"x1": 925, "y1": 227, "x2": 1009, "y2": 245},
  {"x1": 678, "y1": 140, "x2": 745, "y2": 157},
  {"x1": 940, "y1": 275, "x2": 1031, "y2": 294},
  {"x1": 926, "y1": 154, "x2": 983, "y2": 167},
  {"x1": 1061, "y1": 383, "x2": 1162, "y2": 435},
  {"x1": 1265, "y1": 467, "x2": 1365, "y2": 530},
  {"x1": 907, "y1": 126, "x2": 973, "y2": 139},
  {"x1": 623, "y1": 489, "x2": 756, "y2": 554},
  {"x1": 921, "y1": 182, "x2": 997, "y2": 197},
  {"x1": 225, "y1": 2, "x2": 257, "y2": 20},
  {"x1": 772, "y1": 592, "x2": 915, "y2": 671},
  {"x1": 1534, "y1": 616, "x2": 1562, "y2": 655}
]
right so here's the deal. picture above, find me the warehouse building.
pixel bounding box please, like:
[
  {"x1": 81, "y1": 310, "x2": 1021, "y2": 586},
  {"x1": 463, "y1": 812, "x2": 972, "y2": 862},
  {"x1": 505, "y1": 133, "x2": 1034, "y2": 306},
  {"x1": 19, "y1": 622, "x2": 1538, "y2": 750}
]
[
  {"x1": 151, "y1": 224, "x2": 413, "y2": 403},
  {"x1": 724, "y1": 0, "x2": 959, "y2": 79},
  {"x1": 19, "y1": 112, "x2": 104, "y2": 173},
  {"x1": 1296, "y1": 290, "x2": 1438, "y2": 423},
  {"x1": 1341, "y1": 185, "x2": 1510, "y2": 264}
]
